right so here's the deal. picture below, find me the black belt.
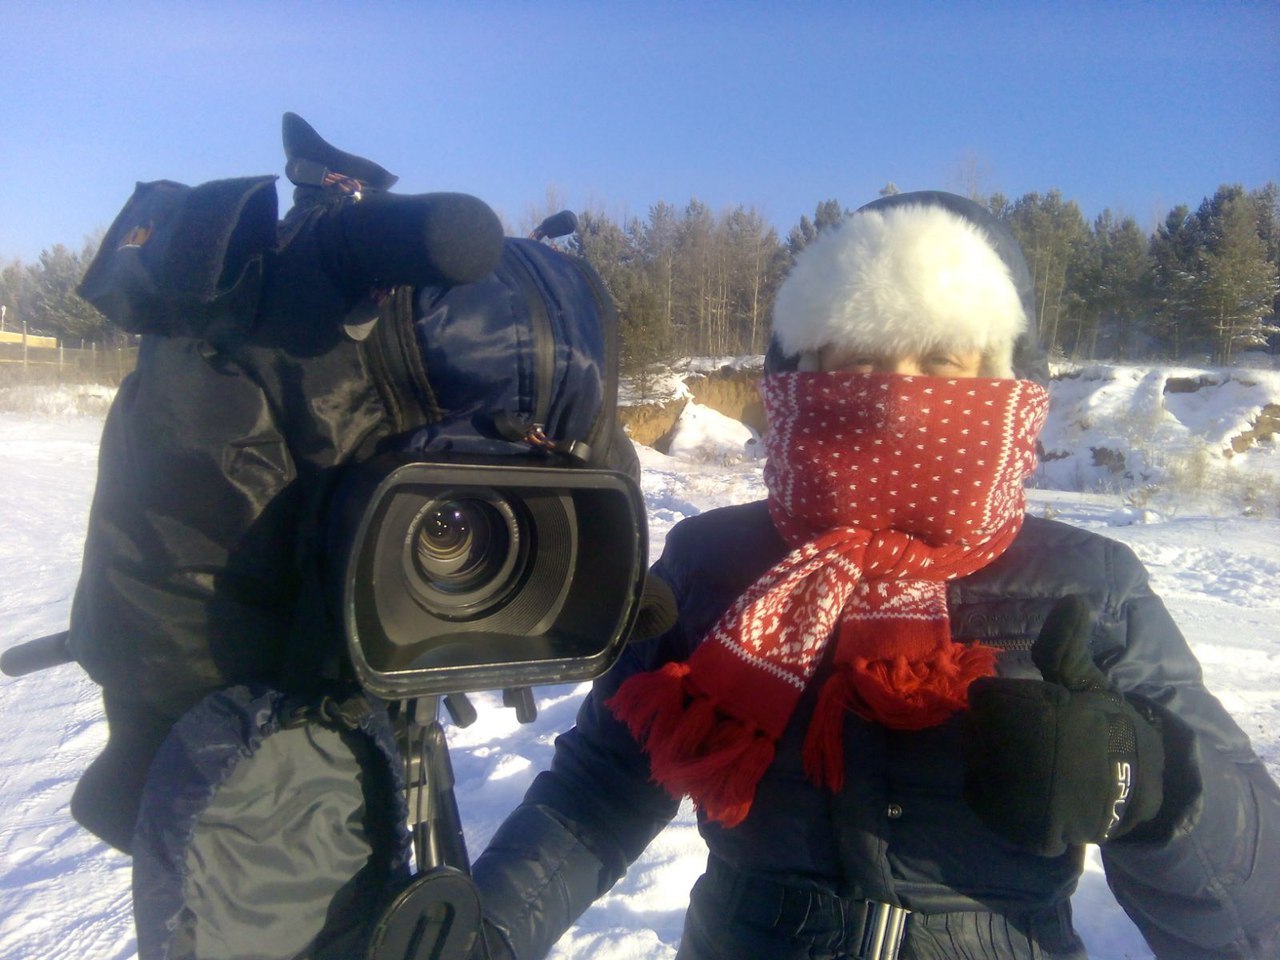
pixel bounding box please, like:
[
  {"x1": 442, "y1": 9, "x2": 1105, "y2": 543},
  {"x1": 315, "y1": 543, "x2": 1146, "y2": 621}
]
[
  {"x1": 703, "y1": 857, "x2": 909, "y2": 960},
  {"x1": 702, "y1": 858, "x2": 1080, "y2": 960}
]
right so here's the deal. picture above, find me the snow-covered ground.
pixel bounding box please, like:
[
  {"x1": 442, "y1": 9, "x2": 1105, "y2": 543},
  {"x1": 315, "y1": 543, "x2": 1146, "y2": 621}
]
[{"x1": 1, "y1": 365, "x2": 1278, "y2": 959}]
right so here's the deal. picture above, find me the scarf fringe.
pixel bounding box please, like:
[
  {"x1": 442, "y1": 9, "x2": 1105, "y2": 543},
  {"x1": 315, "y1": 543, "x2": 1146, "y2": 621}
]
[
  {"x1": 802, "y1": 641, "x2": 998, "y2": 791},
  {"x1": 851, "y1": 640, "x2": 998, "y2": 730},
  {"x1": 802, "y1": 668, "x2": 858, "y2": 791},
  {"x1": 606, "y1": 661, "x2": 692, "y2": 745},
  {"x1": 607, "y1": 665, "x2": 776, "y2": 827}
]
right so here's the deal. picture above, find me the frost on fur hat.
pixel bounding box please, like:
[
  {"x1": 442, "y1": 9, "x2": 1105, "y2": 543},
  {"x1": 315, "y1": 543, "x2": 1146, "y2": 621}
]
[{"x1": 772, "y1": 202, "x2": 1028, "y2": 378}]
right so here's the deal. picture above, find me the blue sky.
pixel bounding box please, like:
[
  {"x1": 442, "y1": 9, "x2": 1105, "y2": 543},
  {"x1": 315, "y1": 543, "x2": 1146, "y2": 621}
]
[{"x1": 1, "y1": 1, "x2": 1276, "y2": 264}]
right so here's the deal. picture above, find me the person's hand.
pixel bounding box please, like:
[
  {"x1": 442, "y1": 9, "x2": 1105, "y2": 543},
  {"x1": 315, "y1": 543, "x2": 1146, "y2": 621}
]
[{"x1": 962, "y1": 595, "x2": 1165, "y2": 857}]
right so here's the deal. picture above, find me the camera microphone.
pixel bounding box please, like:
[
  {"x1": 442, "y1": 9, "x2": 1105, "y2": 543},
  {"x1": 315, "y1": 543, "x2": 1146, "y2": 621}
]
[
  {"x1": 333, "y1": 192, "x2": 505, "y2": 289},
  {"x1": 531, "y1": 210, "x2": 578, "y2": 241}
]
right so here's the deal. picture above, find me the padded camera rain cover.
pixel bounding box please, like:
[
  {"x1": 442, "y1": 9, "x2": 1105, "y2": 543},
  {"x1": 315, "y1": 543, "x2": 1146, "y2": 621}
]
[
  {"x1": 77, "y1": 176, "x2": 278, "y2": 339},
  {"x1": 131, "y1": 686, "x2": 410, "y2": 960}
]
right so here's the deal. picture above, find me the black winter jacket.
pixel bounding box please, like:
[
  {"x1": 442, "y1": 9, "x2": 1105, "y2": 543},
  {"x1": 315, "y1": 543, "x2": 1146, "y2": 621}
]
[{"x1": 472, "y1": 500, "x2": 1280, "y2": 959}]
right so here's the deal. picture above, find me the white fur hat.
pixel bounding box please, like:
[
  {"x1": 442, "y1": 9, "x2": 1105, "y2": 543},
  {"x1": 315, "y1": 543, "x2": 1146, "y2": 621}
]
[{"x1": 771, "y1": 203, "x2": 1028, "y2": 377}]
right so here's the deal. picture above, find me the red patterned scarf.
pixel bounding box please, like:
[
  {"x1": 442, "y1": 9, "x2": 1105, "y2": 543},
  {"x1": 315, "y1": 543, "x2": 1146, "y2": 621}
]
[{"x1": 607, "y1": 372, "x2": 1049, "y2": 826}]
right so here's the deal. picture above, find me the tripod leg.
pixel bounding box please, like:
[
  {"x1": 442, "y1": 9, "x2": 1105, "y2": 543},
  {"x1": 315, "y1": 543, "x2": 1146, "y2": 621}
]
[
  {"x1": 403, "y1": 698, "x2": 470, "y2": 874},
  {"x1": 371, "y1": 699, "x2": 482, "y2": 959}
]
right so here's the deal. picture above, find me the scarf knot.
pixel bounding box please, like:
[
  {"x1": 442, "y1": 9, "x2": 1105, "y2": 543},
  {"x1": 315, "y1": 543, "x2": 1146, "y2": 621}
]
[{"x1": 609, "y1": 372, "x2": 1048, "y2": 826}]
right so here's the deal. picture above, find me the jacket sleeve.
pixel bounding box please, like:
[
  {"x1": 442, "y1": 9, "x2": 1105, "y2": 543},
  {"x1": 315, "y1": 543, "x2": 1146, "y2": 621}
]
[
  {"x1": 1097, "y1": 539, "x2": 1280, "y2": 959},
  {"x1": 67, "y1": 335, "x2": 303, "y2": 849},
  {"x1": 470, "y1": 554, "x2": 695, "y2": 958}
]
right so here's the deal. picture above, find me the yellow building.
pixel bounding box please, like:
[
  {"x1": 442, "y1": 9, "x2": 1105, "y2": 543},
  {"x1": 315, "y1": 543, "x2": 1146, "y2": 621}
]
[{"x1": 0, "y1": 330, "x2": 58, "y2": 349}]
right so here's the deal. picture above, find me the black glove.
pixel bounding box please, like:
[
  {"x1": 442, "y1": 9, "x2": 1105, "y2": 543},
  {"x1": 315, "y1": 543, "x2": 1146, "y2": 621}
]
[{"x1": 962, "y1": 595, "x2": 1166, "y2": 857}]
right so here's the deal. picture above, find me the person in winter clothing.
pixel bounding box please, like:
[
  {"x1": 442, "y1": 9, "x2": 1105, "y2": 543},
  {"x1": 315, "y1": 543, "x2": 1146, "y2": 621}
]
[{"x1": 470, "y1": 191, "x2": 1280, "y2": 959}]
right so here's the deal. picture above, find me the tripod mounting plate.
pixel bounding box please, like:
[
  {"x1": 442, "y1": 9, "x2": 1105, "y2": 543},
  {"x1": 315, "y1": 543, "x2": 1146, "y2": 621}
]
[{"x1": 366, "y1": 865, "x2": 483, "y2": 960}]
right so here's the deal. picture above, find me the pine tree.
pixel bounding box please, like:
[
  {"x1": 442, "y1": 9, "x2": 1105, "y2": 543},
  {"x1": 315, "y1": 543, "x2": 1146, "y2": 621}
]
[
  {"x1": 674, "y1": 199, "x2": 717, "y2": 356},
  {"x1": 642, "y1": 201, "x2": 680, "y2": 335},
  {"x1": 572, "y1": 209, "x2": 643, "y2": 352},
  {"x1": 0, "y1": 260, "x2": 38, "y2": 333},
  {"x1": 785, "y1": 199, "x2": 847, "y2": 263},
  {"x1": 1248, "y1": 182, "x2": 1279, "y2": 345},
  {"x1": 1005, "y1": 191, "x2": 1089, "y2": 358},
  {"x1": 1106, "y1": 216, "x2": 1155, "y2": 360},
  {"x1": 570, "y1": 210, "x2": 635, "y2": 303},
  {"x1": 1149, "y1": 205, "x2": 1203, "y2": 360},
  {"x1": 723, "y1": 205, "x2": 783, "y2": 354},
  {"x1": 1199, "y1": 192, "x2": 1278, "y2": 364},
  {"x1": 1068, "y1": 211, "x2": 1152, "y2": 360},
  {"x1": 812, "y1": 199, "x2": 846, "y2": 234},
  {"x1": 28, "y1": 238, "x2": 108, "y2": 343}
]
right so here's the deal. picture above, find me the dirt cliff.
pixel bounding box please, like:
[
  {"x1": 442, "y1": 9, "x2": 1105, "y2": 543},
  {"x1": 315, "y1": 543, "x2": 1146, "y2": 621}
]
[{"x1": 619, "y1": 368, "x2": 765, "y2": 449}]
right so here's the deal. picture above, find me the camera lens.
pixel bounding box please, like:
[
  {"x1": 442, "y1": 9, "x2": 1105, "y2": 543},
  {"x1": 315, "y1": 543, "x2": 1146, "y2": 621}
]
[
  {"x1": 404, "y1": 492, "x2": 525, "y2": 618},
  {"x1": 413, "y1": 500, "x2": 505, "y2": 591}
]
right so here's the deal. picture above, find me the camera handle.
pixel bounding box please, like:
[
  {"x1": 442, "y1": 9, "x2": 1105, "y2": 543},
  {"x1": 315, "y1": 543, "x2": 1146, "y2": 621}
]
[{"x1": 0, "y1": 630, "x2": 73, "y2": 677}]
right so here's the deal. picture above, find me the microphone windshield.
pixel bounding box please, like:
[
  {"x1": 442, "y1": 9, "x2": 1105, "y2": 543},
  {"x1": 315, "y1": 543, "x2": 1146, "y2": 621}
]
[
  {"x1": 534, "y1": 210, "x2": 578, "y2": 241},
  {"x1": 338, "y1": 192, "x2": 504, "y2": 288}
]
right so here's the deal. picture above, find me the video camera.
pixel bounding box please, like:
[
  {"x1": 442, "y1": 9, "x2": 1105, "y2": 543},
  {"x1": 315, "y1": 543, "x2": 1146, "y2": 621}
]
[{"x1": 60, "y1": 111, "x2": 654, "y2": 701}]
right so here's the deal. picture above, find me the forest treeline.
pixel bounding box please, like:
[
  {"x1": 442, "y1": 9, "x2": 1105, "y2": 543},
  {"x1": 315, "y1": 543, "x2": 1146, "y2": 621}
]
[
  {"x1": 3, "y1": 182, "x2": 1277, "y2": 371},
  {"x1": 572, "y1": 183, "x2": 1279, "y2": 374}
]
